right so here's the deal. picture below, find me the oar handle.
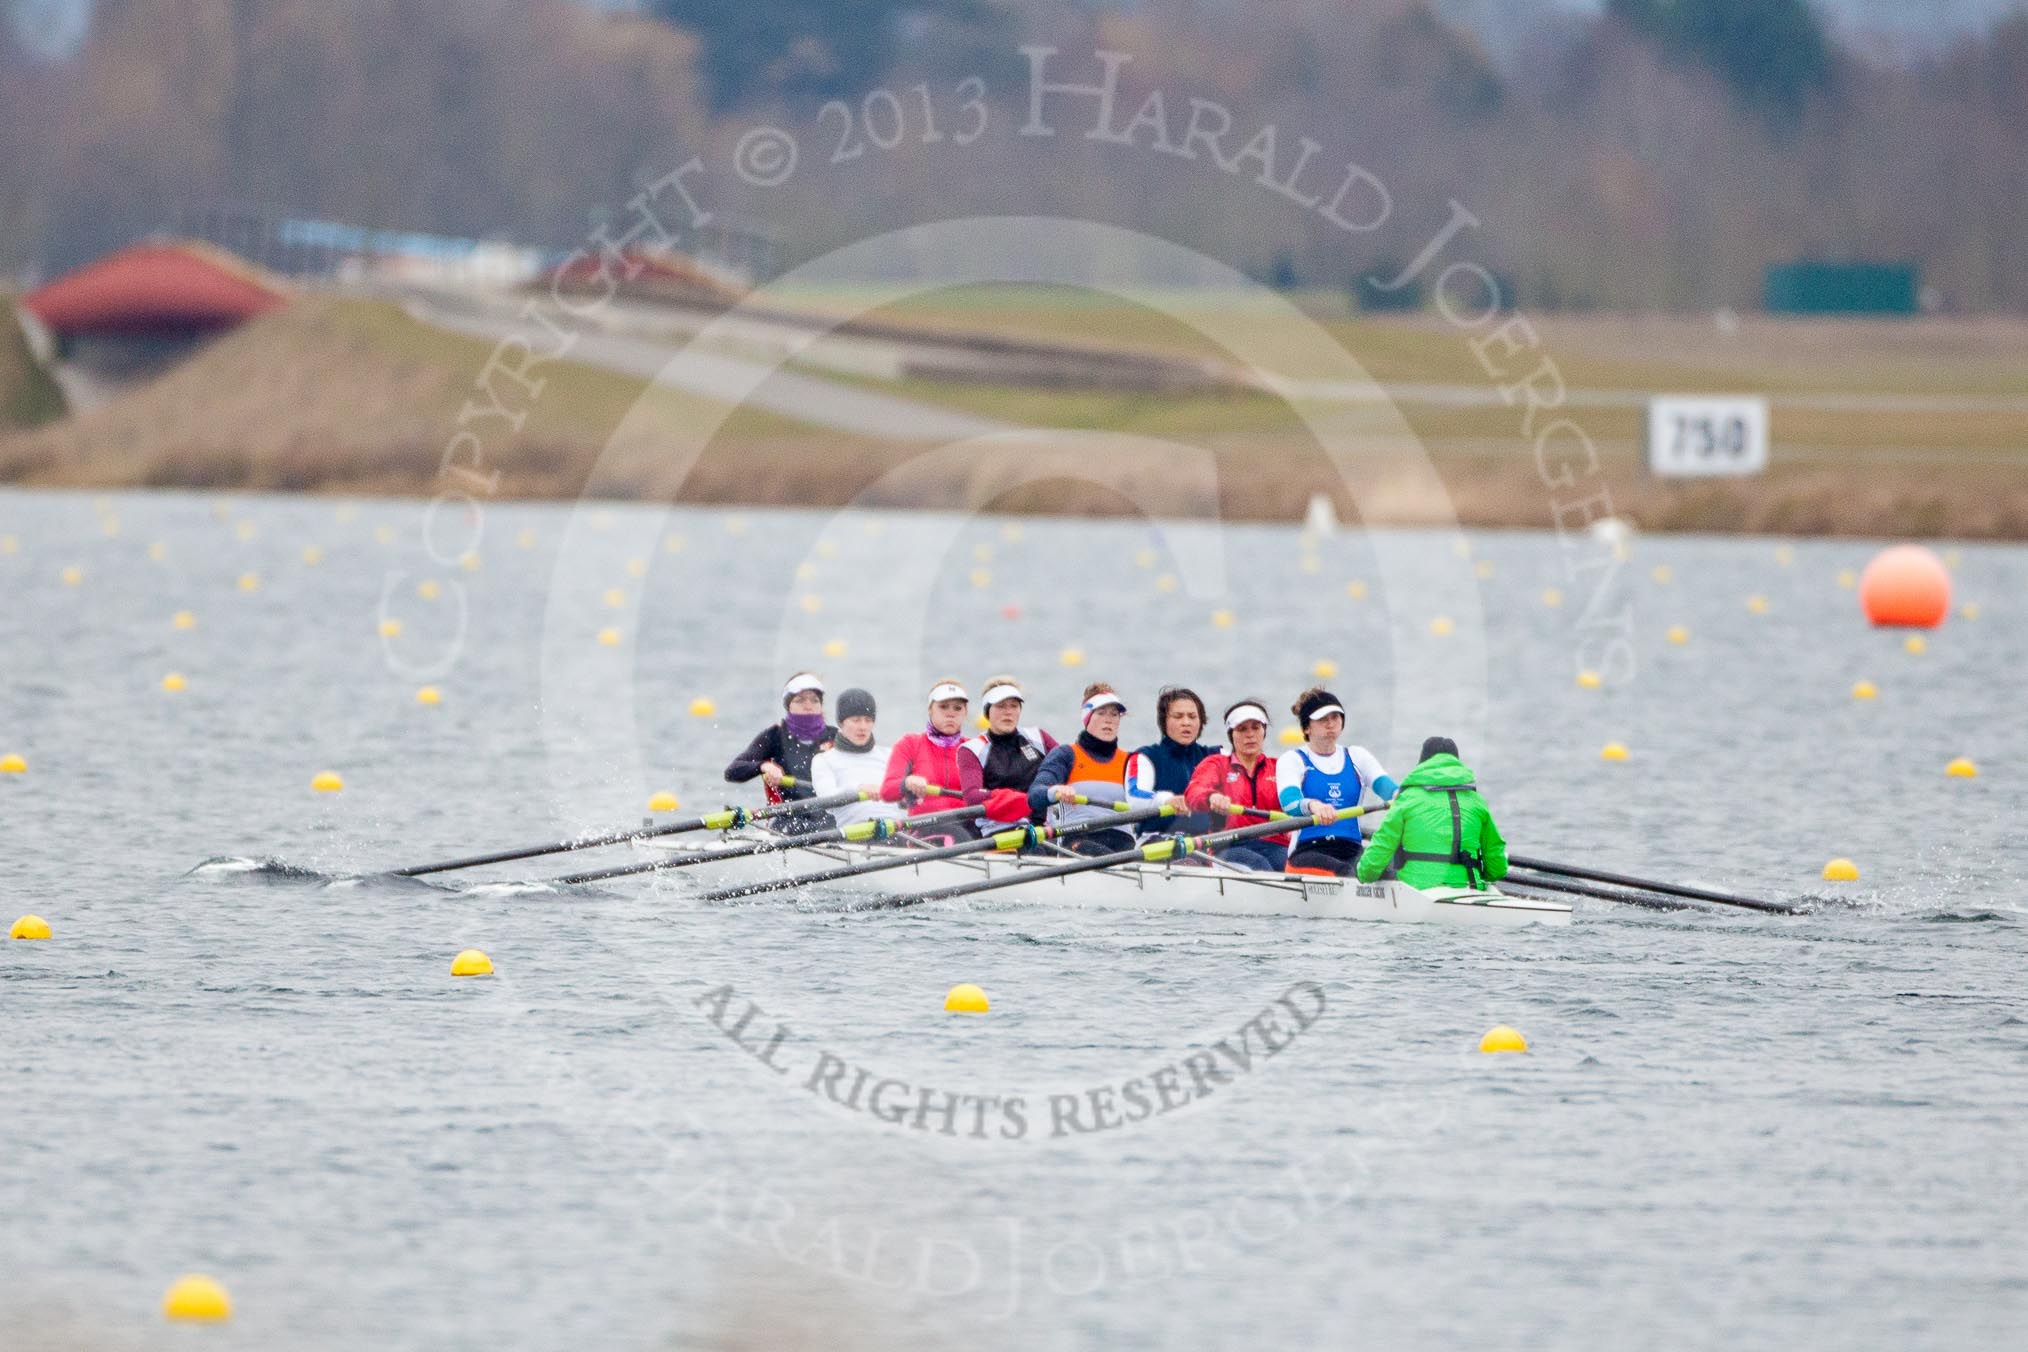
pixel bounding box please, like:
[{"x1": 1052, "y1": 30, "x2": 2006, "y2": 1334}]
[
  {"x1": 862, "y1": 813, "x2": 1321, "y2": 910},
  {"x1": 702, "y1": 801, "x2": 1169, "y2": 901},
  {"x1": 555, "y1": 802, "x2": 982, "y2": 886}
]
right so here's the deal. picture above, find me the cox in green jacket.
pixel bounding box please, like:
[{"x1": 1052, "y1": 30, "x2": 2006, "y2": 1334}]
[{"x1": 1354, "y1": 752, "x2": 1508, "y2": 889}]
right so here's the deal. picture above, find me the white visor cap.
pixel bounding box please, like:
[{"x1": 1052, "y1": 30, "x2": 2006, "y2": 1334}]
[
  {"x1": 1225, "y1": 703, "x2": 1270, "y2": 730},
  {"x1": 927, "y1": 682, "x2": 970, "y2": 704},
  {"x1": 1082, "y1": 692, "x2": 1127, "y2": 716},
  {"x1": 782, "y1": 672, "x2": 825, "y2": 700},
  {"x1": 981, "y1": 684, "x2": 1025, "y2": 707}
]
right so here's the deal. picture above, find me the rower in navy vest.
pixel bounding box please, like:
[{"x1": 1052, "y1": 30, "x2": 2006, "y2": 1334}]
[{"x1": 1127, "y1": 685, "x2": 1219, "y2": 835}]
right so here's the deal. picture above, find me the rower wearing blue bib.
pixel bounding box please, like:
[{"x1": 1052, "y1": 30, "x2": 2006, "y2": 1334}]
[{"x1": 1274, "y1": 687, "x2": 1397, "y2": 876}]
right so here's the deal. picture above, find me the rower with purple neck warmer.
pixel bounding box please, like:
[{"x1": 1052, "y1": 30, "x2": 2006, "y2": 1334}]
[
  {"x1": 1274, "y1": 686, "x2": 1397, "y2": 875},
  {"x1": 723, "y1": 670, "x2": 839, "y2": 834}
]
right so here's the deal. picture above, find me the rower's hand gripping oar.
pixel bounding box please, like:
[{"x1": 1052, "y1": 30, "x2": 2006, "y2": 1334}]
[
  {"x1": 701, "y1": 800, "x2": 1172, "y2": 901},
  {"x1": 386, "y1": 777, "x2": 855, "y2": 877},
  {"x1": 858, "y1": 809, "x2": 1372, "y2": 912},
  {"x1": 551, "y1": 798, "x2": 983, "y2": 886},
  {"x1": 1506, "y1": 853, "x2": 1797, "y2": 914}
]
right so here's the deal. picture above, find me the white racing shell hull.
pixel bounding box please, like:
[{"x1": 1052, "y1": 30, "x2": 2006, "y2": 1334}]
[{"x1": 637, "y1": 834, "x2": 1572, "y2": 927}]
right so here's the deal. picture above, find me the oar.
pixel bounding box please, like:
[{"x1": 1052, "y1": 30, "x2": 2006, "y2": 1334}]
[
  {"x1": 387, "y1": 778, "x2": 860, "y2": 877},
  {"x1": 552, "y1": 802, "x2": 984, "y2": 886},
  {"x1": 856, "y1": 810, "x2": 1356, "y2": 912},
  {"x1": 1500, "y1": 870, "x2": 1692, "y2": 912},
  {"x1": 1506, "y1": 853, "x2": 1797, "y2": 914},
  {"x1": 700, "y1": 800, "x2": 1173, "y2": 901}
]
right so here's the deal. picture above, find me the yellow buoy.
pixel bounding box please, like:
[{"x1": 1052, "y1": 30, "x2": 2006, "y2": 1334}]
[
  {"x1": 1852, "y1": 680, "x2": 1879, "y2": 701},
  {"x1": 1666, "y1": 625, "x2": 1690, "y2": 645},
  {"x1": 944, "y1": 982, "x2": 989, "y2": 1013},
  {"x1": 1746, "y1": 594, "x2": 1769, "y2": 615},
  {"x1": 1000, "y1": 522, "x2": 1023, "y2": 543},
  {"x1": 1210, "y1": 609, "x2": 1234, "y2": 629},
  {"x1": 1961, "y1": 602, "x2": 1981, "y2": 621},
  {"x1": 233, "y1": 521, "x2": 256, "y2": 542},
  {"x1": 310, "y1": 771, "x2": 344, "y2": 793},
  {"x1": 795, "y1": 561, "x2": 817, "y2": 580},
  {"x1": 1429, "y1": 616, "x2": 1455, "y2": 636},
  {"x1": 1837, "y1": 568, "x2": 1856, "y2": 588},
  {"x1": 378, "y1": 618, "x2": 402, "y2": 638},
  {"x1": 451, "y1": 949, "x2": 493, "y2": 977},
  {"x1": 725, "y1": 516, "x2": 750, "y2": 535},
  {"x1": 0, "y1": 535, "x2": 17, "y2": 553},
  {"x1": 1651, "y1": 565, "x2": 1673, "y2": 584},
  {"x1": 1479, "y1": 1025, "x2": 1528, "y2": 1054},
  {"x1": 1904, "y1": 634, "x2": 1927, "y2": 655},
  {"x1": 626, "y1": 558, "x2": 647, "y2": 578},
  {"x1": 237, "y1": 572, "x2": 260, "y2": 593},
  {"x1": 689, "y1": 697, "x2": 717, "y2": 718},
  {"x1": 601, "y1": 587, "x2": 624, "y2": 608},
  {"x1": 1775, "y1": 545, "x2": 1795, "y2": 566},
  {"x1": 173, "y1": 610, "x2": 197, "y2": 630},
  {"x1": 1312, "y1": 659, "x2": 1339, "y2": 680},
  {"x1": 1473, "y1": 560, "x2": 1495, "y2": 580},
  {"x1": 1945, "y1": 757, "x2": 1978, "y2": 779},
  {"x1": 415, "y1": 685, "x2": 442, "y2": 706},
  {"x1": 301, "y1": 546, "x2": 323, "y2": 566},
  {"x1": 1134, "y1": 548, "x2": 1157, "y2": 570},
  {"x1": 663, "y1": 533, "x2": 684, "y2": 553},
  {"x1": 1943, "y1": 548, "x2": 1963, "y2": 569},
  {"x1": 459, "y1": 552, "x2": 480, "y2": 573},
  {"x1": 975, "y1": 714, "x2": 990, "y2": 730},
  {"x1": 161, "y1": 1274, "x2": 232, "y2": 1323},
  {"x1": 0, "y1": 753, "x2": 25, "y2": 773},
  {"x1": 334, "y1": 504, "x2": 358, "y2": 524},
  {"x1": 10, "y1": 915, "x2": 51, "y2": 940},
  {"x1": 516, "y1": 528, "x2": 538, "y2": 549},
  {"x1": 1600, "y1": 742, "x2": 1629, "y2": 761},
  {"x1": 973, "y1": 542, "x2": 993, "y2": 563},
  {"x1": 1822, "y1": 858, "x2": 1860, "y2": 882},
  {"x1": 60, "y1": 565, "x2": 82, "y2": 586},
  {"x1": 799, "y1": 594, "x2": 822, "y2": 614},
  {"x1": 597, "y1": 627, "x2": 622, "y2": 646},
  {"x1": 648, "y1": 791, "x2": 680, "y2": 812},
  {"x1": 161, "y1": 673, "x2": 187, "y2": 693},
  {"x1": 1154, "y1": 573, "x2": 1178, "y2": 593},
  {"x1": 1059, "y1": 647, "x2": 1085, "y2": 668},
  {"x1": 971, "y1": 569, "x2": 993, "y2": 588},
  {"x1": 373, "y1": 525, "x2": 395, "y2": 545},
  {"x1": 417, "y1": 580, "x2": 442, "y2": 601},
  {"x1": 1542, "y1": 588, "x2": 1564, "y2": 608},
  {"x1": 1576, "y1": 670, "x2": 1602, "y2": 689},
  {"x1": 1345, "y1": 580, "x2": 1368, "y2": 600},
  {"x1": 822, "y1": 639, "x2": 848, "y2": 658},
  {"x1": 1278, "y1": 726, "x2": 1304, "y2": 746},
  {"x1": 149, "y1": 541, "x2": 168, "y2": 561},
  {"x1": 1299, "y1": 556, "x2": 1322, "y2": 575}
]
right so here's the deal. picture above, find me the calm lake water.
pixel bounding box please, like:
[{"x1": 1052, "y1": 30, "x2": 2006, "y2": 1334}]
[{"x1": 3, "y1": 487, "x2": 2024, "y2": 1350}]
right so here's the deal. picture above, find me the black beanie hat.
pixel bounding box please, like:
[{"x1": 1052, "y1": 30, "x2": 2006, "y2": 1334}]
[
  {"x1": 836, "y1": 687, "x2": 877, "y2": 721},
  {"x1": 1420, "y1": 736, "x2": 1460, "y2": 762}
]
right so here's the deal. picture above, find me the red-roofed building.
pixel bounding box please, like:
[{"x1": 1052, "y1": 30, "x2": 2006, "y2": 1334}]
[{"x1": 22, "y1": 240, "x2": 288, "y2": 339}]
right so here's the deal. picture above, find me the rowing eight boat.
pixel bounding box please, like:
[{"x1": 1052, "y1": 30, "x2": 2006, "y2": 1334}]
[{"x1": 633, "y1": 832, "x2": 1572, "y2": 927}]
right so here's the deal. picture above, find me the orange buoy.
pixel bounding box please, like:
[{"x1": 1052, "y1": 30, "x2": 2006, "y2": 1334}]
[{"x1": 1858, "y1": 545, "x2": 1950, "y2": 629}]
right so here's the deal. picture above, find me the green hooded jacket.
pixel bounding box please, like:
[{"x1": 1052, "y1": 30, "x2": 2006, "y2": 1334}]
[{"x1": 1354, "y1": 753, "x2": 1508, "y2": 889}]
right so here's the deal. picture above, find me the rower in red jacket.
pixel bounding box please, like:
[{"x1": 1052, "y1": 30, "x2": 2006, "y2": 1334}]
[
  {"x1": 1182, "y1": 699, "x2": 1289, "y2": 871},
  {"x1": 881, "y1": 678, "x2": 987, "y2": 839}
]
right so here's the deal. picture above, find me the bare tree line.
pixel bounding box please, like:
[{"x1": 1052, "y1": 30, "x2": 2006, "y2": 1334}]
[{"x1": 2, "y1": 0, "x2": 2024, "y2": 310}]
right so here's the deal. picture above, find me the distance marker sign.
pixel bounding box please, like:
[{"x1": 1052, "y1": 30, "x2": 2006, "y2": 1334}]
[{"x1": 1646, "y1": 395, "x2": 1770, "y2": 477}]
